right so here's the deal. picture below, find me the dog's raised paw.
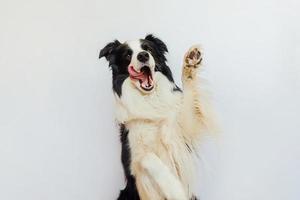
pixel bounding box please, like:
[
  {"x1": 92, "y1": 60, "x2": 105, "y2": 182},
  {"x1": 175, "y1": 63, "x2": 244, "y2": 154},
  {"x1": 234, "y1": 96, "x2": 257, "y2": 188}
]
[{"x1": 184, "y1": 46, "x2": 202, "y2": 68}]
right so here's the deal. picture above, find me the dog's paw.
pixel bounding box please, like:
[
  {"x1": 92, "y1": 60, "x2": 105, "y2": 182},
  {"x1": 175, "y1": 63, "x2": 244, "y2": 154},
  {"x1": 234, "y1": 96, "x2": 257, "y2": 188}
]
[
  {"x1": 184, "y1": 45, "x2": 202, "y2": 68},
  {"x1": 182, "y1": 45, "x2": 202, "y2": 81}
]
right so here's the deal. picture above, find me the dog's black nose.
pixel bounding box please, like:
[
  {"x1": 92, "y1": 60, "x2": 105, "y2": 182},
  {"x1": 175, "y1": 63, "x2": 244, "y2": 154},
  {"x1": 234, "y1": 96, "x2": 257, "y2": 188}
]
[{"x1": 137, "y1": 51, "x2": 149, "y2": 63}]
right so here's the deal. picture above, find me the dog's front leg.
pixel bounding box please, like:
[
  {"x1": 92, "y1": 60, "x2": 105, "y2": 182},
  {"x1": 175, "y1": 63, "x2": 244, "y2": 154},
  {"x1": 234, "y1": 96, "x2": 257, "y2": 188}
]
[
  {"x1": 180, "y1": 46, "x2": 210, "y2": 141},
  {"x1": 139, "y1": 153, "x2": 188, "y2": 200}
]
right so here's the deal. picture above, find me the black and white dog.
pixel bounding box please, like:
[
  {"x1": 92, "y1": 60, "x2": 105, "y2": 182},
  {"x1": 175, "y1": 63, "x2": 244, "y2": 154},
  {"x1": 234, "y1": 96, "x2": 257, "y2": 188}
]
[{"x1": 99, "y1": 35, "x2": 214, "y2": 200}]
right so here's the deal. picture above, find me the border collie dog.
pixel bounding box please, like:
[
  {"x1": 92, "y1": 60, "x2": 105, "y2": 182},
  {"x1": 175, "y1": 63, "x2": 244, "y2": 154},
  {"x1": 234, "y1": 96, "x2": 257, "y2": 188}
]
[{"x1": 99, "y1": 35, "x2": 214, "y2": 200}]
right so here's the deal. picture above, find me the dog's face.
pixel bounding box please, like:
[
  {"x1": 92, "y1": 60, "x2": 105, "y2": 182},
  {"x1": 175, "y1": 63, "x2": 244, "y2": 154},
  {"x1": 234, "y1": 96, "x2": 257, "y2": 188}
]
[{"x1": 100, "y1": 35, "x2": 173, "y2": 96}]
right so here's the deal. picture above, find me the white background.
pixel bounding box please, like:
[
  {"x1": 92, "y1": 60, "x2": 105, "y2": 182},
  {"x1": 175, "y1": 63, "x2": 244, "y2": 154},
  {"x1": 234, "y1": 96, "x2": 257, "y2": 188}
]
[{"x1": 0, "y1": 0, "x2": 299, "y2": 200}]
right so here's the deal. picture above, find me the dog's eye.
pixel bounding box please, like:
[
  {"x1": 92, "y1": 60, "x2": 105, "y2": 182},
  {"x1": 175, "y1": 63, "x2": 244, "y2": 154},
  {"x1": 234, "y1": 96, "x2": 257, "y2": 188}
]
[
  {"x1": 142, "y1": 43, "x2": 151, "y2": 52},
  {"x1": 142, "y1": 45, "x2": 149, "y2": 51},
  {"x1": 124, "y1": 50, "x2": 132, "y2": 60}
]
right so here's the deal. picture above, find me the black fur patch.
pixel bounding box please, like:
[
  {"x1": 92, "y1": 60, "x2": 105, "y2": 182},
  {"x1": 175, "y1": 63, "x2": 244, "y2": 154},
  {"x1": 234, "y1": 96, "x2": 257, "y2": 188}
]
[
  {"x1": 100, "y1": 42, "x2": 132, "y2": 97},
  {"x1": 142, "y1": 34, "x2": 175, "y2": 82},
  {"x1": 173, "y1": 84, "x2": 182, "y2": 92},
  {"x1": 118, "y1": 124, "x2": 140, "y2": 200}
]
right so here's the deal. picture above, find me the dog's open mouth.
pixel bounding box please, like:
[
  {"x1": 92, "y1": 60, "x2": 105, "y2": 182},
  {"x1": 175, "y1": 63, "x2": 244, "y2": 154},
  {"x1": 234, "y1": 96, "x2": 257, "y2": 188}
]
[{"x1": 128, "y1": 66, "x2": 154, "y2": 91}]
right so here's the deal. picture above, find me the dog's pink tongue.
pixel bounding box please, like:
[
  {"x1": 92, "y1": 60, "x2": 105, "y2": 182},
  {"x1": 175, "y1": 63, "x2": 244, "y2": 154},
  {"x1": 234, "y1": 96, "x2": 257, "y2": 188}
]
[
  {"x1": 128, "y1": 66, "x2": 145, "y2": 80},
  {"x1": 128, "y1": 66, "x2": 152, "y2": 88},
  {"x1": 128, "y1": 66, "x2": 141, "y2": 77}
]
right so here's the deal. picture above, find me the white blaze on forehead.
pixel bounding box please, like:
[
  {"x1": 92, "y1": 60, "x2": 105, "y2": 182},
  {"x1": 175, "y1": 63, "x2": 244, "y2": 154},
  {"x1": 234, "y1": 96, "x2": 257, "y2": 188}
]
[
  {"x1": 126, "y1": 40, "x2": 143, "y2": 55},
  {"x1": 126, "y1": 40, "x2": 143, "y2": 70}
]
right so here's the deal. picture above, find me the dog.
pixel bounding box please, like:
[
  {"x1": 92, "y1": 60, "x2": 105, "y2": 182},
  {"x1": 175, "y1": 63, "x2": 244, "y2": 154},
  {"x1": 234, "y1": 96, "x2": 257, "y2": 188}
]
[{"x1": 99, "y1": 34, "x2": 214, "y2": 200}]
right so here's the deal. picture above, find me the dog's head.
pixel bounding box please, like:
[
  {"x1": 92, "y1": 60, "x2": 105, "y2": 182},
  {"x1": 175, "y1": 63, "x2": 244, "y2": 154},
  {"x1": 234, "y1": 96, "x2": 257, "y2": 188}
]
[{"x1": 99, "y1": 34, "x2": 173, "y2": 96}]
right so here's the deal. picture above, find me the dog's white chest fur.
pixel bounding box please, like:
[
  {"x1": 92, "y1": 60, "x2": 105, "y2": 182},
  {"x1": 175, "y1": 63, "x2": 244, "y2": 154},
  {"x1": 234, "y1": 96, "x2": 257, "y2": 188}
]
[{"x1": 114, "y1": 72, "x2": 196, "y2": 199}]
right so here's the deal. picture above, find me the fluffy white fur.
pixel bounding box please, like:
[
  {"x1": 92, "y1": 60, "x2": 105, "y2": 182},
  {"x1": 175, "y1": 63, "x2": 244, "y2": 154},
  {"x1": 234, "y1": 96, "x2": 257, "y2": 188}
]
[{"x1": 113, "y1": 45, "x2": 215, "y2": 200}]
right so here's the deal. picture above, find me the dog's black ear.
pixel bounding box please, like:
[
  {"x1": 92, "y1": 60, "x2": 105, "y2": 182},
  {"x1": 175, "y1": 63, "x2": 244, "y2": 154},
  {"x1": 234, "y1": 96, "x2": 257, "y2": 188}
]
[
  {"x1": 99, "y1": 40, "x2": 121, "y2": 61},
  {"x1": 145, "y1": 34, "x2": 168, "y2": 54}
]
